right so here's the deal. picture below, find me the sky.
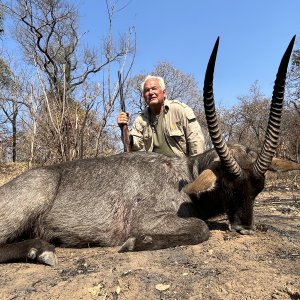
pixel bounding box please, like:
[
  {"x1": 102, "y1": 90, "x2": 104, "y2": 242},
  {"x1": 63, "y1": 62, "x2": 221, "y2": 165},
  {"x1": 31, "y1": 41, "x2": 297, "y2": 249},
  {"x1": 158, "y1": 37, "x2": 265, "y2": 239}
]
[
  {"x1": 76, "y1": 0, "x2": 300, "y2": 107},
  {"x1": 2, "y1": 0, "x2": 299, "y2": 108}
]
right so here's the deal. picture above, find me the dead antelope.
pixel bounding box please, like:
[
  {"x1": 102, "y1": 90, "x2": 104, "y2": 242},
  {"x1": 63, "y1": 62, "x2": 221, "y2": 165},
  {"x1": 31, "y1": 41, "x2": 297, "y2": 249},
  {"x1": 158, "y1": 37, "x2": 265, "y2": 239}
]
[{"x1": 0, "y1": 36, "x2": 298, "y2": 266}]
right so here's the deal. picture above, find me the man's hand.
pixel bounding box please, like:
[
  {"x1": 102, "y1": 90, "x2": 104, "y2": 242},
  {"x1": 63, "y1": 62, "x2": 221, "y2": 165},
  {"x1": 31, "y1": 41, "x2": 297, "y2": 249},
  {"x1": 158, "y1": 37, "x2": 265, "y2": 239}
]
[{"x1": 117, "y1": 112, "x2": 129, "y2": 127}]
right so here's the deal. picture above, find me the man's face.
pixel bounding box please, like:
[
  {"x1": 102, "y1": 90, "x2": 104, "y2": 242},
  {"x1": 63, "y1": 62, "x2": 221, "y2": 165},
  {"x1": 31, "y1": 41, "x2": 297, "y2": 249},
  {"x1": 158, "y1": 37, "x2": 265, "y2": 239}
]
[{"x1": 143, "y1": 79, "x2": 166, "y2": 110}]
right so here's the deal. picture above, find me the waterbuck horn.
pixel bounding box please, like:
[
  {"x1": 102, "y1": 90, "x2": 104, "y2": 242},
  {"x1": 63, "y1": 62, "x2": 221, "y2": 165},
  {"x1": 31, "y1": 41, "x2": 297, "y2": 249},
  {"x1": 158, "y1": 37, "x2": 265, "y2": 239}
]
[
  {"x1": 253, "y1": 35, "x2": 296, "y2": 177},
  {"x1": 203, "y1": 37, "x2": 242, "y2": 177}
]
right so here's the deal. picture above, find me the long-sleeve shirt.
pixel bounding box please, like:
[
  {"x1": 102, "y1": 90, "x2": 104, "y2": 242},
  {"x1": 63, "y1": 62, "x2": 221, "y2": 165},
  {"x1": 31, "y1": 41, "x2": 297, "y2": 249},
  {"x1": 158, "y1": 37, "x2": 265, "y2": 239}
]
[{"x1": 129, "y1": 99, "x2": 205, "y2": 157}]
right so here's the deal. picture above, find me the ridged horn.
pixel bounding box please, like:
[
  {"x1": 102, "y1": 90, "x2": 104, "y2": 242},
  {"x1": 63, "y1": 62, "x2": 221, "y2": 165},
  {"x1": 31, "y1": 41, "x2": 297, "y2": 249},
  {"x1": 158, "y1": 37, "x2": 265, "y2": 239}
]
[
  {"x1": 253, "y1": 35, "x2": 296, "y2": 178},
  {"x1": 203, "y1": 37, "x2": 242, "y2": 177}
]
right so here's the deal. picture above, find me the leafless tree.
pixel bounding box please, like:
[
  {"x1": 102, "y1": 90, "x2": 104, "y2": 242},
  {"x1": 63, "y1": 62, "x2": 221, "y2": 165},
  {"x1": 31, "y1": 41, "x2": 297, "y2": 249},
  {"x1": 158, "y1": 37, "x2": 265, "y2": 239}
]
[
  {"x1": 126, "y1": 61, "x2": 203, "y2": 120},
  {"x1": 279, "y1": 107, "x2": 299, "y2": 161},
  {"x1": 0, "y1": 5, "x2": 4, "y2": 36},
  {"x1": 3, "y1": 0, "x2": 135, "y2": 162},
  {"x1": 220, "y1": 81, "x2": 299, "y2": 162},
  {"x1": 284, "y1": 47, "x2": 300, "y2": 161},
  {"x1": 233, "y1": 82, "x2": 270, "y2": 149},
  {"x1": 93, "y1": 0, "x2": 136, "y2": 156},
  {"x1": 0, "y1": 56, "x2": 25, "y2": 162},
  {"x1": 287, "y1": 48, "x2": 300, "y2": 116}
]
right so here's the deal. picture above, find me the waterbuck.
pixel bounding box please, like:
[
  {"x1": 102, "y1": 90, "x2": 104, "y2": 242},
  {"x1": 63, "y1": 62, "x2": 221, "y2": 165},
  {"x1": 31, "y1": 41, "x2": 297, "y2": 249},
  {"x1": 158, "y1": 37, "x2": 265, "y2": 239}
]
[{"x1": 0, "y1": 36, "x2": 298, "y2": 266}]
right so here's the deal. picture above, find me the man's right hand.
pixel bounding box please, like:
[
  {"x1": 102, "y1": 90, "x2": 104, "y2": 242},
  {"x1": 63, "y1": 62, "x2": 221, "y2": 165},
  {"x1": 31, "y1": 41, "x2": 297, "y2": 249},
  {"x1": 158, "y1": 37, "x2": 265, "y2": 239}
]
[{"x1": 117, "y1": 112, "x2": 129, "y2": 127}]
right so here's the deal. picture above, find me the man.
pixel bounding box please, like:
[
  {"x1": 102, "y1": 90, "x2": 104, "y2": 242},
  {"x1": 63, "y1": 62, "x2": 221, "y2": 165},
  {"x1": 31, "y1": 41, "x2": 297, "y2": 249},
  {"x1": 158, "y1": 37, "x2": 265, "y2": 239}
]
[{"x1": 117, "y1": 75, "x2": 205, "y2": 157}]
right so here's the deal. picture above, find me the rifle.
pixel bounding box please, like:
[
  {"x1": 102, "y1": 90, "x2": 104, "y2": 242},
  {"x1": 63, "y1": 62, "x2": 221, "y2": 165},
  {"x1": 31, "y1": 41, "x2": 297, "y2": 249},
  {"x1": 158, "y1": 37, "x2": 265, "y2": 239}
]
[{"x1": 118, "y1": 71, "x2": 131, "y2": 152}]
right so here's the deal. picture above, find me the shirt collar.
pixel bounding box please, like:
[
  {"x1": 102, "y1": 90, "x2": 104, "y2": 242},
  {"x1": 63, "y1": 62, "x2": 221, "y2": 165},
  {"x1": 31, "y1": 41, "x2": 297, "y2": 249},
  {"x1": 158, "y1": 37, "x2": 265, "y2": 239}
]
[{"x1": 142, "y1": 98, "x2": 170, "y2": 117}]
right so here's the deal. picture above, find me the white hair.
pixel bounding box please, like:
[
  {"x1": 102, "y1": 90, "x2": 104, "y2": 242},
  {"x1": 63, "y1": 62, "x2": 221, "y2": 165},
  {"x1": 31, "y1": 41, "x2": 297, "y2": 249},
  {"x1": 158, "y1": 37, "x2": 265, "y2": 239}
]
[{"x1": 141, "y1": 75, "x2": 166, "y2": 92}]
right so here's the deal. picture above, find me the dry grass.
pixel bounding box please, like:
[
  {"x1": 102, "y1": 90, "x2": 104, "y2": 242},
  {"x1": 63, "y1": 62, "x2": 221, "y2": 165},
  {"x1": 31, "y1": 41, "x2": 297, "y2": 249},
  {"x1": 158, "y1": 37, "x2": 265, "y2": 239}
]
[{"x1": 0, "y1": 162, "x2": 29, "y2": 186}]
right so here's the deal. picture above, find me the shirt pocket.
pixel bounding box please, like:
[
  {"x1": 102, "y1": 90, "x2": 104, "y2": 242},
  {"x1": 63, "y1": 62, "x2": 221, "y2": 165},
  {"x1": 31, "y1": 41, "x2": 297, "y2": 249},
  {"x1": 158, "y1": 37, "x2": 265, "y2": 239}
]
[
  {"x1": 143, "y1": 126, "x2": 152, "y2": 140},
  {"x1": 134, "y1": 119, "x2": 147, "y2": 132},
  {"x1": 168, "y1": 129, "x2": 183, "y2": 137},
  {"x1": 168, "y1": 127, "x2": 186, "y2": 153},
  {"x1": 168, "y1": 119, "x2": 184, "y2": 136}
]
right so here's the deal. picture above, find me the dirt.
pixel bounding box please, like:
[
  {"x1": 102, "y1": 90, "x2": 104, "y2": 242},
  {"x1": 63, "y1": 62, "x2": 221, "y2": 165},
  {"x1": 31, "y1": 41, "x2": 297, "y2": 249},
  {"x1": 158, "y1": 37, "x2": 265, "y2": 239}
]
[{"x1": 0, "y1": 166, "x2": 299, "y2": 300}]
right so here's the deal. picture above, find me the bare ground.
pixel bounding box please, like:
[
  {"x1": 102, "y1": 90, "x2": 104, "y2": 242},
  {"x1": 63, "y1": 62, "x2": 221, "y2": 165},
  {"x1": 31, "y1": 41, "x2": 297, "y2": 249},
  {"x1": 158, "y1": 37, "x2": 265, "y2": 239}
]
[{"x1": 0, "y1": 165, "x2": 299, "y2": 300}]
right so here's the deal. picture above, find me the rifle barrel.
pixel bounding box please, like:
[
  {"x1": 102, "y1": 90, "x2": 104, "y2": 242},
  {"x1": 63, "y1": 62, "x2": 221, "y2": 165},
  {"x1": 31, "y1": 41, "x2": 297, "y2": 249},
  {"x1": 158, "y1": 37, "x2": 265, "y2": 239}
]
[{"x1": 118, "y1": 71, "x2": 131, "y2": 152}]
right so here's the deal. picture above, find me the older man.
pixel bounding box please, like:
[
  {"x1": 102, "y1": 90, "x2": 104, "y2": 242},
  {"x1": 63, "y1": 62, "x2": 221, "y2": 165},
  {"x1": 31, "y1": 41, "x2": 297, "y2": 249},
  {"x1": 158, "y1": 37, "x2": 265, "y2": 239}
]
[{"x1": 117, "y1": 75, "x2": 205, "y2": 157}]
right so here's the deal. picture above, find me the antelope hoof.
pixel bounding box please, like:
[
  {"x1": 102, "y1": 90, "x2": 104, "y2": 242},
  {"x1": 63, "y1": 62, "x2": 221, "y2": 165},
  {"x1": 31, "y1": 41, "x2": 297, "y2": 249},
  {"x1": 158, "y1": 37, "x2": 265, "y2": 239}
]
[
  {"x1": 229, "y1": 225, "x2": 255, "y2": 235},
  {"x1": 239, "y1": 229, "x2": 255, "y2": 235},
  {"x1": 38, "y1": 251, "x2": 58, "y2": 266},
  {"x1": 28, "y1": 247, "x2": 58, "y2": 266},
  {"x1": 118, "y1": 237, "x2": 136, "y2": 252}
]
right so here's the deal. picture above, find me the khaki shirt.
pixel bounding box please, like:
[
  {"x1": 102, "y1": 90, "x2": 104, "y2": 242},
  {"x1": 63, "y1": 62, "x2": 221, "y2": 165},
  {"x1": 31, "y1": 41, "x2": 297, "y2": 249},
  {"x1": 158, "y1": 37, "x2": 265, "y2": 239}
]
[{"x1": 130, "y1": 99, "x2": 205, "y2": 157}]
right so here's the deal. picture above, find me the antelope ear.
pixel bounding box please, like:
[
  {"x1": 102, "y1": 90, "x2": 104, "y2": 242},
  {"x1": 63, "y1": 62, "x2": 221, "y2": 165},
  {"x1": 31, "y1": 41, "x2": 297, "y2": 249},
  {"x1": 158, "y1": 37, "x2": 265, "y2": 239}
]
[
  {"x1": 183, "y1": 169, "x2": 217, "y2": 195},
  {"x1": 269, "y1": 157, "x2": 300, "y2": 172}
]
